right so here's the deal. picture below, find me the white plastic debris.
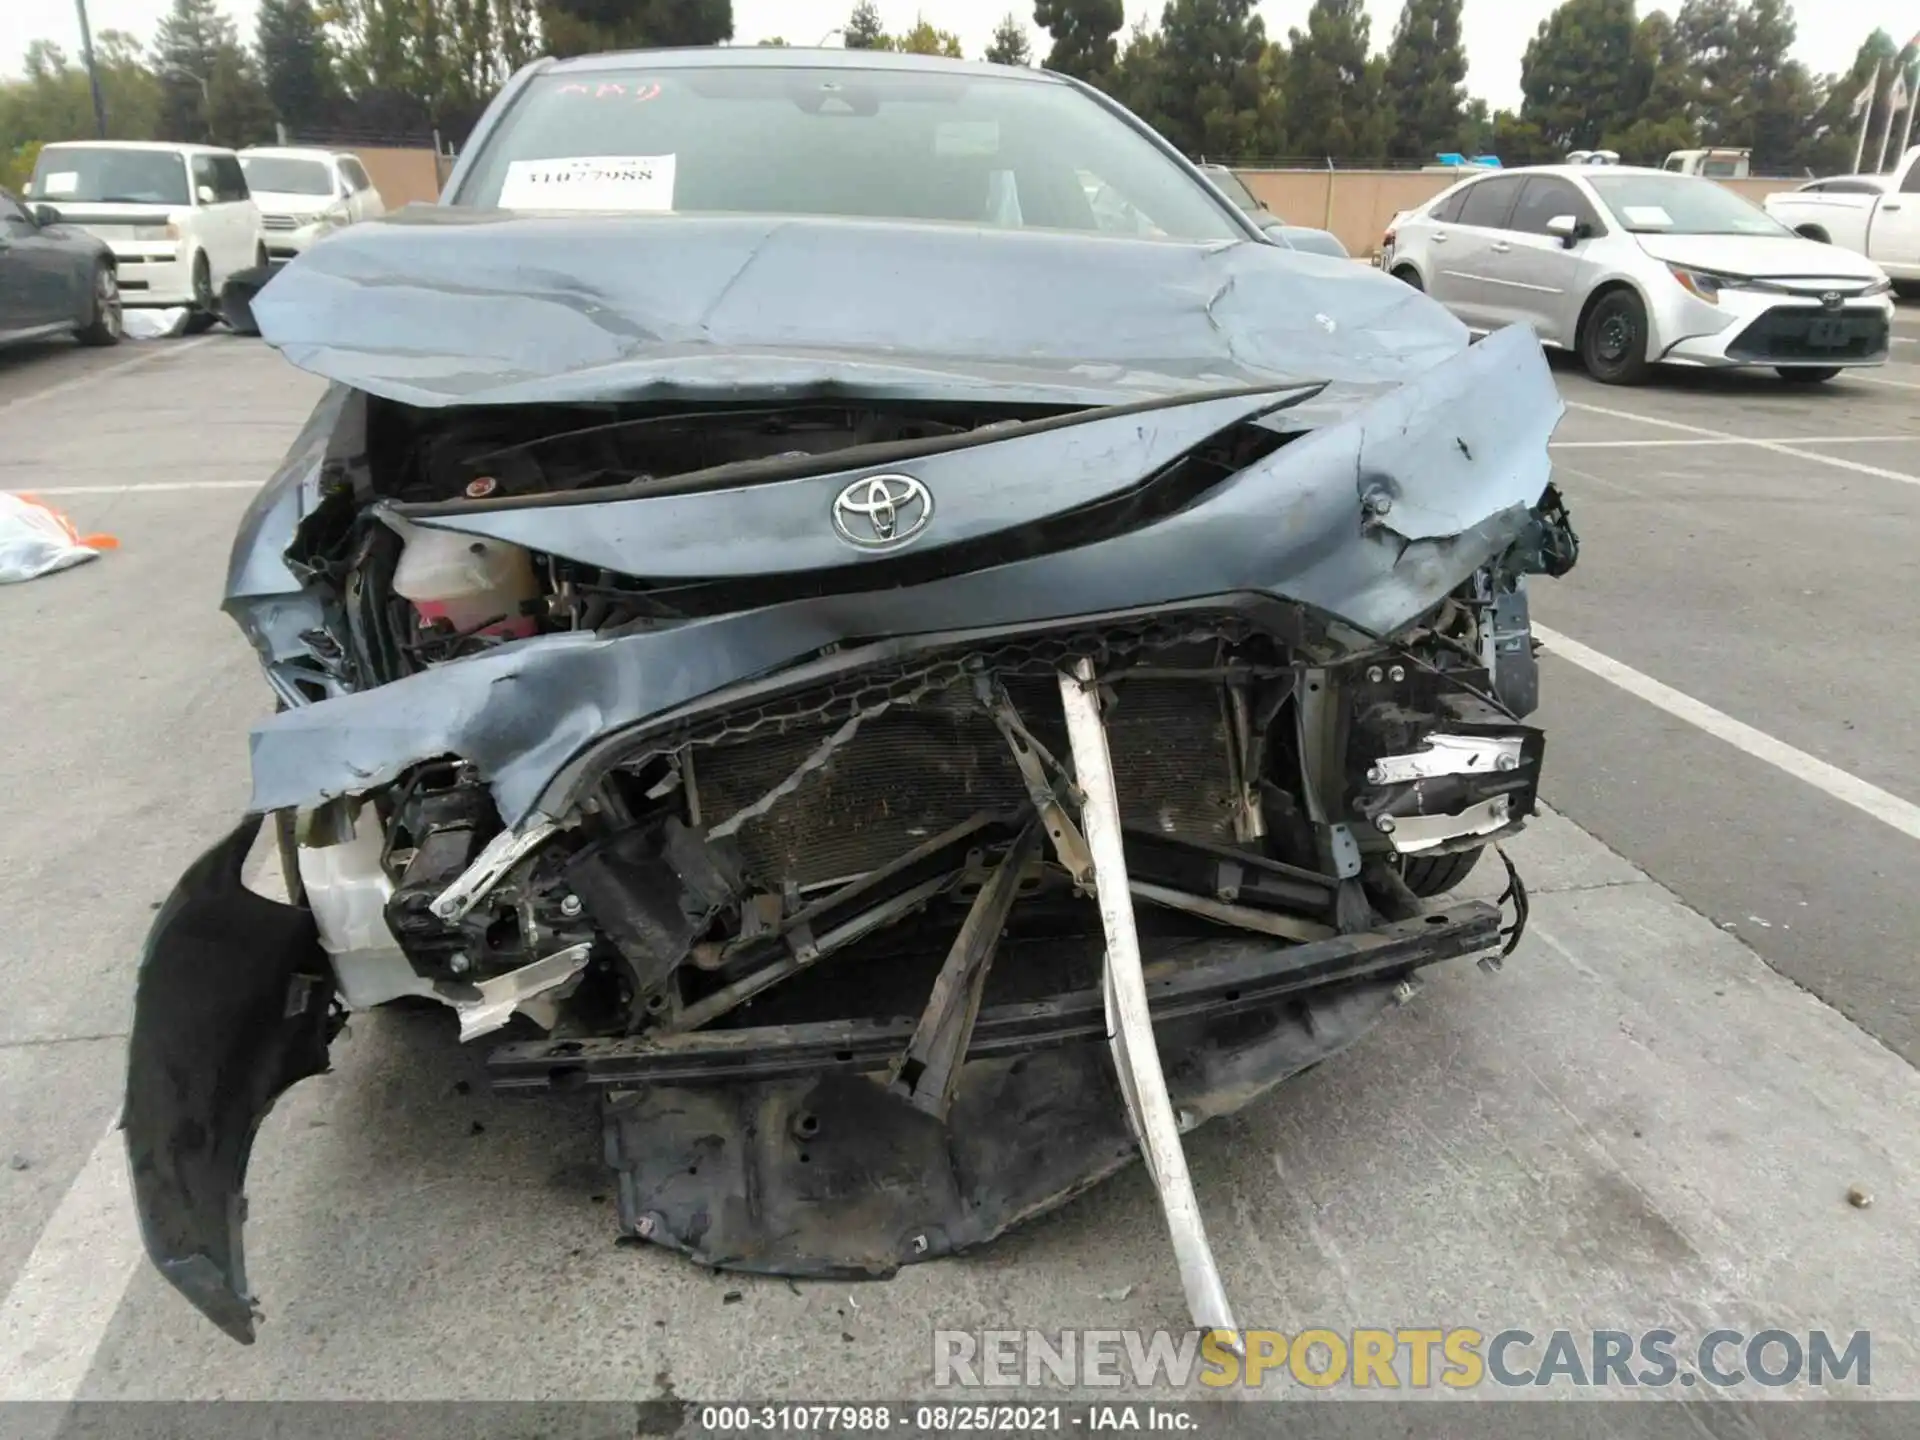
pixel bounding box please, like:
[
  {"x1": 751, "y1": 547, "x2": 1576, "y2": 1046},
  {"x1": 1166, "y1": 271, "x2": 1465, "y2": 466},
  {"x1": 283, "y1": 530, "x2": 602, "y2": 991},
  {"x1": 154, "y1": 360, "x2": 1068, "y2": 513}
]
[
  {"x1": 0, "y1": 493, "x2": 118, "y2": 583},
  {"x1": 121, "y1": 307, "x2": 193, "y2": 340}
]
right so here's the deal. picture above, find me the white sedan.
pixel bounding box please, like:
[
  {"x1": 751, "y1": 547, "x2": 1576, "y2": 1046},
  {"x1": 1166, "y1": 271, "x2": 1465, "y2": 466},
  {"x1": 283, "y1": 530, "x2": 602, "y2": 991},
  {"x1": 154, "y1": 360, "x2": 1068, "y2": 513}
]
[{"x1": 1382, "y1": 164, "x2": 1896, "y2": 384}]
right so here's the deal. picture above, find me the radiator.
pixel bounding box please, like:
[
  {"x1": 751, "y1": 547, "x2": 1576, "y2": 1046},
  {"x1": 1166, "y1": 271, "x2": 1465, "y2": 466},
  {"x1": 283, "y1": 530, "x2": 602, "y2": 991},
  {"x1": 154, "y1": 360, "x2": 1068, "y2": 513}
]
[{"x1": 691, "y1": 675, "x2": 1237, "y2": 890}]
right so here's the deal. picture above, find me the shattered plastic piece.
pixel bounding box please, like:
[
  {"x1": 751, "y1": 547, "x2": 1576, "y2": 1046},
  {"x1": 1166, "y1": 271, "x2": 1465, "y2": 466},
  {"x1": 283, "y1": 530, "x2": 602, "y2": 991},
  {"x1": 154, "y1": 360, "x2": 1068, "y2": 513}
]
[
  {"x1": 0, "y1": 493, "x2": 118, "y2": 583},
  {"x1": 121, "y1": 307, "x2": 193, "y2": 340},
  {"x1": 1847, "y1": 1185, "x2": 1873, "y2": 1209},
  {"x1": 1098, "y1": 1284, "x2": 1136, "y2": 1302}
]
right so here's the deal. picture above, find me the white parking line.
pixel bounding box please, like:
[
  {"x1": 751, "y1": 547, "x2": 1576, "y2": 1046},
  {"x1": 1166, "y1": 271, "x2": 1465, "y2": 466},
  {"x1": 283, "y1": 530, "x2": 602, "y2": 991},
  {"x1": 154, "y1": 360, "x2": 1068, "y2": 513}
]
[
  {"x1": 1565, "y1": 402, "x2": 1920, "y2": 488},
  {"x1": 1535, "y1": 625, "x2": 1920, "y2": 844},
  {"x1": 0, "y1": 336, "x2": 222, "y2": 418},
  {"x1": 9, "y1": 482, "x2": 261, "y2": 496},
  {"x1": 0, "y1": 1122, "x2": 140, "y2": 1401},
  {"x1": 1551, "y1": 436, "x2": 1913, "y2": 449},
  {"x1": 1847, "y1": 372, "x2": 1920, "y2": 390}
]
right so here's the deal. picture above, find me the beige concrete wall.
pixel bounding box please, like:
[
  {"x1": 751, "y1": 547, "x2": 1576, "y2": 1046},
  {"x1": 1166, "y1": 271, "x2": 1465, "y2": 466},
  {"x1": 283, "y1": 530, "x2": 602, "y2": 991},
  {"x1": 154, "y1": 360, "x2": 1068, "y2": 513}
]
[
  {"x1": 315, "y1": 149, "x2": 1808, "y2": 246},
  {"x1": 1234, "y1": 167, "x2": 1809, "y2": 259},
  {"x1": 344, "y1": 146, "x2": 445, "y2": 207}
]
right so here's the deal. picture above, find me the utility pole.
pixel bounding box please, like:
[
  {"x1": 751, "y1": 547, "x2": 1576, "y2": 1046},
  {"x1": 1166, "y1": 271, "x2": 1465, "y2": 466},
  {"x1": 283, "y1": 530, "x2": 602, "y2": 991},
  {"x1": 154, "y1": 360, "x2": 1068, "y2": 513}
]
[
  {"x1": 1873, "y1": 69, "x2": 1903, "y2": 172},
  {"x1": 1851, "y1": 62, "x2": 1880, "y2": 174},
  {"x1": 74, "y1": 0, "x2": 108, "y2": 138},
  {"x1": 1898, "y1": 63, "x2": 1919, "y2": 167}
]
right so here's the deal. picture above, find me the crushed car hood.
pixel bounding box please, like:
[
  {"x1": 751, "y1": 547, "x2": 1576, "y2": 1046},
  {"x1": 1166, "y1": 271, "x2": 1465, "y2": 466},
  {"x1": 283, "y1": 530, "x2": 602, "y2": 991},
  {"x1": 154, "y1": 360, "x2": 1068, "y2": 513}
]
[
  {"x1": 248, "y1": 207, "x2": 1470, "y2": 408},
  {"x1": 240, "y1": 322, "x2": 1566, "y2": 824}
]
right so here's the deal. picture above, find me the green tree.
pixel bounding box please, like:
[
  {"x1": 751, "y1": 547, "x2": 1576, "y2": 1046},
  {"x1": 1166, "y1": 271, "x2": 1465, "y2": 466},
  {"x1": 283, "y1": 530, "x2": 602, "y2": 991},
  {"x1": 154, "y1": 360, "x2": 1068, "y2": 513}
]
[
  {"x1": 257, "y1": 0, "x2": 340, "y2": 137},
  {"x1": 845, "y1": 1, "x2": 888, "y2": 48},
  {"x1": 985, "y1": 13, "x2": 1033, "y2": 65},
  {"x1": 1033, "y1": 0, "x2": 1124, "y2": 84},
  {"x1": 757, "y1": 36, "x2": 790, "y2": 45},
  {"x1": 153, "y1": 0, "x2": 275, "y2": 146},
  {"x1": 0, "y1": 32, "x2": 163, "y2": 151},
  {"x1": 1607, "y1": 10, "x2": 1696, "y2": 163},
  {"x1": 1151, "y1": 0, "x2": 1279, "y2": 159},
  {"x1": 1793, "y1": 29, "x2": 1901, "y2": 176},
  {"x1": 1488, "y1": 108, "x2": 1554, "y2": 165},
  {"x1": 890, "y1": 17, "x2": 964, "y2": 55},
  {"x1": 537, "y1": 0, "x2": 733, "y2": 59},
  {"x1": 1726, "y1": 0, "x2": 1820, "y2": 169},
  {"x1": 1517, "y1": 0, "x2": 1642, "y2": 155},
  {"x1": 1281, "y1": 0, "x2": 1386, "y2": 161},
  {"x1": 1109, "y1": 17, "x2": 1167, "y2": 126},
  {"x1": 1381, "y1": 0, "x2": 1468, "y2": 160}
]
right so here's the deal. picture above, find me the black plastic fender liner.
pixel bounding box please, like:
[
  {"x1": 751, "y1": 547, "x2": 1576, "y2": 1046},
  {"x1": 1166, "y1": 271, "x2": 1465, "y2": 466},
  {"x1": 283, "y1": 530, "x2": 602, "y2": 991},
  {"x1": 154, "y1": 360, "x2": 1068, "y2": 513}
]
[{"x1": 123, "y1": 814, "x2": 337, "y2": 1343}]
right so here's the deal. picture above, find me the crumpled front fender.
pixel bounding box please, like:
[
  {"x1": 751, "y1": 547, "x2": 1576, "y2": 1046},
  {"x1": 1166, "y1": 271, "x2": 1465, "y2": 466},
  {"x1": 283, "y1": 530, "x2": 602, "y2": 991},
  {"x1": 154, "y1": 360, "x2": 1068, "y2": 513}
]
[{"x1": 123, "y1": 815, "x2": 336, "y2": 1343}]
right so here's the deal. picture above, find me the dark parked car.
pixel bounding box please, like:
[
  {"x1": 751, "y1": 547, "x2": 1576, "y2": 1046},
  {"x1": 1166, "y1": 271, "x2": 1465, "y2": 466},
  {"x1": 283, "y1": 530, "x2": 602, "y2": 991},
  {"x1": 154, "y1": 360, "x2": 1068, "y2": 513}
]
[
  {"x1": 128, "y1": 48, "x2": 1575, "y2": 1346},
  {"x1": 0, "y1": 188, "x2": 121, "y2": 349}
]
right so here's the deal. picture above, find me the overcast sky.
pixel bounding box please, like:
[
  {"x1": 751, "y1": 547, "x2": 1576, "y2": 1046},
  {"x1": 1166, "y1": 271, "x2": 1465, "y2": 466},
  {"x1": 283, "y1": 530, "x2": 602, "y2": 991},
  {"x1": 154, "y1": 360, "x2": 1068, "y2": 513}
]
[{"x1": 5, "y1": 0, "x2": 1915, "y2": 110}]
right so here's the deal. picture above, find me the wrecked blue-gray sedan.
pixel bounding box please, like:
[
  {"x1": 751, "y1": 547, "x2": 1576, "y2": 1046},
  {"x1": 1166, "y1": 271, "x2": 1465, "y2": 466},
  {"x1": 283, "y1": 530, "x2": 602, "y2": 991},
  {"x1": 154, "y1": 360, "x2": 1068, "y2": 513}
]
[{"x1": 125, "y1": 47, "x2": 1577, "y2": 1344}]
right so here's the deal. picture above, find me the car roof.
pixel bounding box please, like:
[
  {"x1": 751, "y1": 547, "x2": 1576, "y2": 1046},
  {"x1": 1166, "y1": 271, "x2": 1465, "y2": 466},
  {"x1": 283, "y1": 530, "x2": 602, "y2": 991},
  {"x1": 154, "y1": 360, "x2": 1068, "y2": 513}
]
[
  {"x1": 38, "y1": 139, "x2": 238, "y2": 156},
  {"x1": 239, "y1": 146, "x2": 346, "y2": 163},
  {"x1": 542, "y1": 44, "x2": 1064, "y2": 85},
  {"x1": 1466, "y1": 163, "x2": 1671, "y2": 181}
]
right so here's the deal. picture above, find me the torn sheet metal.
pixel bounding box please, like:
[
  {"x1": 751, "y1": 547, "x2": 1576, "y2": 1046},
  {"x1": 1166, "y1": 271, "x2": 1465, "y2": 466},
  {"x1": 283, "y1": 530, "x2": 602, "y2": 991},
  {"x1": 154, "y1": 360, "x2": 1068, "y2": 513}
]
[
  {"x1": 402, "y1": 387, "x2": 1314, "y2": 578},
  {"x1": 455, "y1": 942, "x2": 592, "y2": 1042},
  {"x1": 1060, "y1": 658, "x2": 1238, "y2": 1339},
  {"x1": 248, "y1": 208, "x2": 1471, "y2": 410},
  {"x1": 240, "y1": 324, "x2": 1563, "y2": 823}
]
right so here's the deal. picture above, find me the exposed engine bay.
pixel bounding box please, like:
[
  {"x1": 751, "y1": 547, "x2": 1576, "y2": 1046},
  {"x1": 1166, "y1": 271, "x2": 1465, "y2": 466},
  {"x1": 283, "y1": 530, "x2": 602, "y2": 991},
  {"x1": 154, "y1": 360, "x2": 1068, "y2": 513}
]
[
  {"x1": 124, "y1": 210, "x2": 1578, "y2": 1346},
  {"x1": 282, "y1": 393, "x2": 1568, "y2": 1056}
]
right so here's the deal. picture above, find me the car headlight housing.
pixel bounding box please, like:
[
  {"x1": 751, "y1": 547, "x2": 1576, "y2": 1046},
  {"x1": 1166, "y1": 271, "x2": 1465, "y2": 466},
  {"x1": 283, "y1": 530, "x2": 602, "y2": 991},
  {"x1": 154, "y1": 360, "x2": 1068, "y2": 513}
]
[
  {"x1": 1861, "y1": 276, "x2": 1893, "y2": 296},
  {"x1": 1667, "y1": 265, "x2": 1795, "y2": 304},
  {"x1": 318, "y1": 203, "x2": 351, "y2": 227},
  {"x1": 1668, "y1": 265, "x2": 1733, "y2": 303}
]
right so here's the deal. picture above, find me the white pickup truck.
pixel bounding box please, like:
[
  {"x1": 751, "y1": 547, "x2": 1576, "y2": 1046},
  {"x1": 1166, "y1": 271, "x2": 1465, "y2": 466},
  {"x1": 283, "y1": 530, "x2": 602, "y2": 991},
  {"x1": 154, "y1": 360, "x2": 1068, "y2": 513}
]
[{"x1": 1763, "y1": 144, "x2": 1920, "y2": 294}]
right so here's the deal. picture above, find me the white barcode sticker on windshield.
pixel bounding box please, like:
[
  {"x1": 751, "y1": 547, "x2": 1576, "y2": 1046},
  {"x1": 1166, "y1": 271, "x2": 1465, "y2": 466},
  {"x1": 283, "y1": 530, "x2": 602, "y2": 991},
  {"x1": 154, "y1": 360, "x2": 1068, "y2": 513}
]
[
  {"x1": 497, "y1": 155, "x2": 676, "y2": 212},
  {"x1": 1621, "y1": 205, "x2": 1672, "y2": 227},
  {"x1": 42, "y1": 171, "x2": 78, "y2": 196}
]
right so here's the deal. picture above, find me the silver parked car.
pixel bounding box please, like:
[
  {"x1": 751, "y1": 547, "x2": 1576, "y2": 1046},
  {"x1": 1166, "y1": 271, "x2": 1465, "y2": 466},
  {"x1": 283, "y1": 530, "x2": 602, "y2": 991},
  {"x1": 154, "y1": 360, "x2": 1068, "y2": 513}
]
[{"x1": 1381, "y1": 164, "x2": 1896, "y2": 384}]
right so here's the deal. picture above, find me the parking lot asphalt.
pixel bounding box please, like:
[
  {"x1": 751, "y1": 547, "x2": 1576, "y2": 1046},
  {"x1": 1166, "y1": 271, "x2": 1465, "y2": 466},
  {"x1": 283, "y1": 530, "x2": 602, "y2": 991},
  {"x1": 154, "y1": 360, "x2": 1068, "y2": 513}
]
[{"x1": 1, "y1": 305, "x2": 1918, "y2": 1406}]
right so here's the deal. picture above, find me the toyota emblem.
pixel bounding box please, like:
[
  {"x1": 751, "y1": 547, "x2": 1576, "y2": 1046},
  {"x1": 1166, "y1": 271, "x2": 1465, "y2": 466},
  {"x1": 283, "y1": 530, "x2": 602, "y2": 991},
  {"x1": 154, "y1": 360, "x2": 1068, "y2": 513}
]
[
  {"x1": 1820, "y1": 291, "x2": 1842, "y2": 311},
  {"x1": 832, "y1": 474, "x2": 933, "y2": 549}
]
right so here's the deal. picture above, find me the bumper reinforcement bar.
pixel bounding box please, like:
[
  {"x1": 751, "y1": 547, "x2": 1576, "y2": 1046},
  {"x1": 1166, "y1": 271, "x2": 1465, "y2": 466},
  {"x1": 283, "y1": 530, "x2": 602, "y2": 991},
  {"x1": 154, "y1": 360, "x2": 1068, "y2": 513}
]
[{"x1": 486, "y1": 899, "x2": 1502, "y2": 1092}]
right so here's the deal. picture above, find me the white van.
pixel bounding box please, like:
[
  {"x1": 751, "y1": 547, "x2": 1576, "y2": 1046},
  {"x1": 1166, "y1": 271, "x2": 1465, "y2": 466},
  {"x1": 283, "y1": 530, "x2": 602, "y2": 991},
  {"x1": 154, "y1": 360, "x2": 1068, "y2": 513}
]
[
  {"x1": 239, "y1": 147, "x2": 387, "y2": 261},
  {"x1": 24, "y1": 141, "x2": 265, "y2": 317}
]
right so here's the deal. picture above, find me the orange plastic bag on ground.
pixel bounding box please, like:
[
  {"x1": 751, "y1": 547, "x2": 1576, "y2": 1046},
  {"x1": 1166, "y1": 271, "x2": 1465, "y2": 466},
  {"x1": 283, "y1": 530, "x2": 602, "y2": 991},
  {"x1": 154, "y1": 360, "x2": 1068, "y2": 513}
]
[{"x1": 0, "y1": 492, "x2": 119, "y2": 583}]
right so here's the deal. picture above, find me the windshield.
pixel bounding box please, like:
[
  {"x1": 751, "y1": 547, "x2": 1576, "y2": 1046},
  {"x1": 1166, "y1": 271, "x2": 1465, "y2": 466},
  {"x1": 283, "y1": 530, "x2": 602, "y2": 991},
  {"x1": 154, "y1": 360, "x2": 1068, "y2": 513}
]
[
  {"x1": 1205, "y1": 168, "x2": 1260, "y2": 211},
  {"x1": 240, "y1": 156, "x2": 334, "y2": 195},
  {"x1": 1586, "y1": 173, "x2": 1787, "y2": 236},
  {"x1": 455, "y1": 65, "x2": 1245, "y2": 242},
  {"x1": 28, "y1": 146, "x2": 189, "y2": 206}
]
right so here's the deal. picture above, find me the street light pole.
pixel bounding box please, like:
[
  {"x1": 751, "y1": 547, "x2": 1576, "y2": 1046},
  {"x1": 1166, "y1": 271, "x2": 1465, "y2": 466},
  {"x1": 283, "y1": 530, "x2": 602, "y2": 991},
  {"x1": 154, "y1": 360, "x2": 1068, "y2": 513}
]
[
  {"x1": 73, "y1": 0, "x2": 108, "y2": 138},
  {"x1": 164, "y1": 65, "x2": 214, "y2": 141}
]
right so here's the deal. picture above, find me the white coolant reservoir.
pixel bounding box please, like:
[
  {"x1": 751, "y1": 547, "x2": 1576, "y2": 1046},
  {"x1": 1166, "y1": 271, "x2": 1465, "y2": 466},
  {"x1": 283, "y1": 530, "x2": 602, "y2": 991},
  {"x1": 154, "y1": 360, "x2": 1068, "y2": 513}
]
[{"x1": 388, "y1": 514, "x2": 540, "y2": 638}]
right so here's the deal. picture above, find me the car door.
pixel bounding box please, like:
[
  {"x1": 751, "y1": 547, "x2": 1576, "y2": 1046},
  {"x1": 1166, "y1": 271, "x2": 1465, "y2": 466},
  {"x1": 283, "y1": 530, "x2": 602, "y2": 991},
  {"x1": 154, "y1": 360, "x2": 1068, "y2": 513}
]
[
  {"x1": 210, "y1": 153, "x2": 261, "y2": 271},
  {"x1": 0, "y1": 191, "x2": 73, "y2": 332},
  {"x1": 1428, "y1": 174, "x2": 1526, "y2": 331},
  {"x1": 1481, "y1": 176, "x2": 1606, "y2": 345},
  {"x1": 346, "y1": 157, "x2": 385, "y2": 220},
  {"x1": 1870, "y1": 163, "x2": 1920, "y2": 272}
]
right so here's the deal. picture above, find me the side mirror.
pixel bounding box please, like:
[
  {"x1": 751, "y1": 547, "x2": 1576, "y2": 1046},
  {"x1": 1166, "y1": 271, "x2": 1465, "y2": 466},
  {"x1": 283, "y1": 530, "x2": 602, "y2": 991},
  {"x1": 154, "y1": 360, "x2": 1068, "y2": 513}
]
[
  {"x1": 195, "y1": 183, "x2": 216, "y2": 205},
  {"x1": 1545, "y1": 214, "x2": 1582, "y2": 248},
  {"x1": 30, "y1": 203, "x2": 60, "y2": 226}
]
